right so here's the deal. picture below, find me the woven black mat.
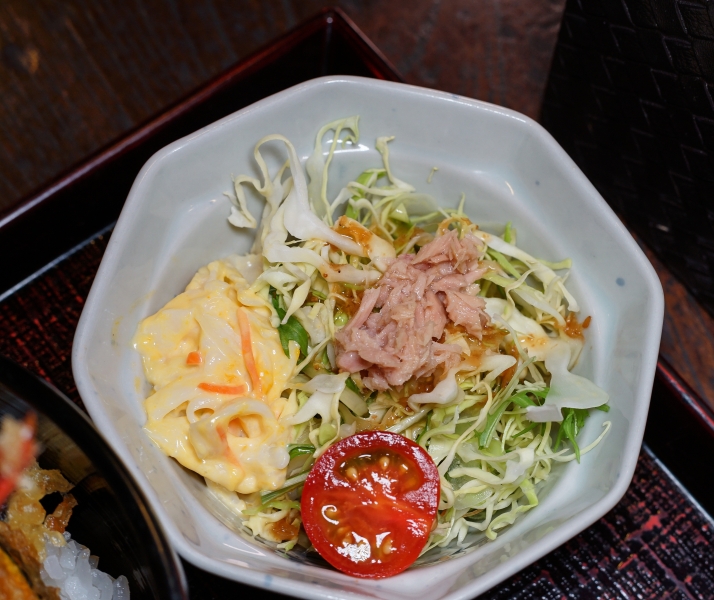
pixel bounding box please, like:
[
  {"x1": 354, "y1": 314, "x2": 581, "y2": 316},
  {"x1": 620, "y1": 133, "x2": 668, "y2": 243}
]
[
  {"x1": 1, "y1": 231, "x2": 712, "y2": 599},
  {"x1": 542, "y1": 0, "x2": 714, "y2": 318}
]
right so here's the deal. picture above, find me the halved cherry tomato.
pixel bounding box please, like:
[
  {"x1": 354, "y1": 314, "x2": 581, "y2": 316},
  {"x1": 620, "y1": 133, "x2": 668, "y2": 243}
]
[{"x1": 301, "y1": 430, "x2": 440, "y2": 578}]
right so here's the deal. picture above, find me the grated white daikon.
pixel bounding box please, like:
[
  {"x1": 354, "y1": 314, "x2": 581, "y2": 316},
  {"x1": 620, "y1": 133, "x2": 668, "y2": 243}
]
[{"x1": 40, "y1": 532, "x2": 130, "y2": 600}]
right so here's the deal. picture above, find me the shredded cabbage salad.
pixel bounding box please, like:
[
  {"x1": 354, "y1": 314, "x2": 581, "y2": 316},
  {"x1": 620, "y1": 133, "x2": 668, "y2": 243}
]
[
  {"x1": 139, "y1": 116, "x2": 611, "y2": 559},
  {"x1": 222, "y1": 116, "x2": 611, "y2": 554}
]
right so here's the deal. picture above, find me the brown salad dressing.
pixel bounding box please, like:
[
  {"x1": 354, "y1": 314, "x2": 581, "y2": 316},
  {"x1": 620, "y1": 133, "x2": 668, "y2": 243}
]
[{"x1": 334, "y1": 215, "x2": 374, "y2": 247}]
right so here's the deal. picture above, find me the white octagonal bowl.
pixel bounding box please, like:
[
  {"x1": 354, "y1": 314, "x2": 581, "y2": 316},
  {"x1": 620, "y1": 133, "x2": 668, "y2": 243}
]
[{"x1": 72, "y1": 76, "x2": 664, "y2": 600}]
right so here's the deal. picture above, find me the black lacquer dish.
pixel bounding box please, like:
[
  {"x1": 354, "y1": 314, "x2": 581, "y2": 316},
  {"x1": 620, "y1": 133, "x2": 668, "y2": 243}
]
[{"x1": 0, "y1": 355, "x2": 188, "y2": 600}]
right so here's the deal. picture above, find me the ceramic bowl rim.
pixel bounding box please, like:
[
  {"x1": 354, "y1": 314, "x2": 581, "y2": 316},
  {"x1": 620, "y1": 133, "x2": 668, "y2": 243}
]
[{"x1": 72, "y1": 75, "x2": 664, "y2": 600}]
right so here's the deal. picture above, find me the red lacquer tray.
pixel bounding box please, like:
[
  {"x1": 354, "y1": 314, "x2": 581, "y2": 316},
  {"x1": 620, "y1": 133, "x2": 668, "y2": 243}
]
[{"x1": 1, "y1": 8, "x2": 712, "y2": 599}]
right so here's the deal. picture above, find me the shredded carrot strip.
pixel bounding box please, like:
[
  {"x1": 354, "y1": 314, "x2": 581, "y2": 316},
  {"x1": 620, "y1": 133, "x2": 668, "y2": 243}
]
[
  {"x1": 216, "y1": 425, "x2": 243, "y2": 467},
  {"x1": 236, "y1": 308, "x2": 261, "y2": 394},
  {"x1": 186, "y1": 351, "x2": 202, "y2": 365},
  {"x1": 197, "y1": 383, "x2": 247, "y2": 395}
]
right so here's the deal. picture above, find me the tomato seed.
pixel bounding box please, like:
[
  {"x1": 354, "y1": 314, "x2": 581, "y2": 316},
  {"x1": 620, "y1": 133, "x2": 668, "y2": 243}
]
[
  {"x1": 324, "y1": 506, "x2": 338, "y2": 519},
  {"x1": 337, "y1": 526, "x2": 349, "y2": 537},
  {"x1": 345, "y1": 467, "x2": 358, "y2": 481},
  {"x1": 379, "y1": 456, "x2": 390, "y2": 470},
  {"x1": 382, "y1": 537, "x2": 392, "y2": 554}
]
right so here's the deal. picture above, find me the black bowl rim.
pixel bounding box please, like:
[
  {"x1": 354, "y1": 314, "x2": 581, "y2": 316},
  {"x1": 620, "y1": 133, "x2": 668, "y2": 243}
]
[{"x1": 0, "y1": 355, "x2": 189, "y2": 599}]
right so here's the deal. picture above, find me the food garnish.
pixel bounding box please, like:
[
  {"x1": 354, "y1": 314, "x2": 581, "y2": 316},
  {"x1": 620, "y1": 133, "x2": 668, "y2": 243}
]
[
  {"x1": 301, "y1": 431, "x2": 439, "y2": 578},
  {"x1": 134, "y1": 117, "x2": 611, "y2": 577},
  {"x1": 0, "y1": 413, "x2": 36, "y2": 506}
]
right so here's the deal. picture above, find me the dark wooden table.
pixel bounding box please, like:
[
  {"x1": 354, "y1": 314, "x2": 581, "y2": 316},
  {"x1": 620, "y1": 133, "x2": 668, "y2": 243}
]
[{"x1": 0, "y1": 0, "x2": 564, "y2": 209}]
